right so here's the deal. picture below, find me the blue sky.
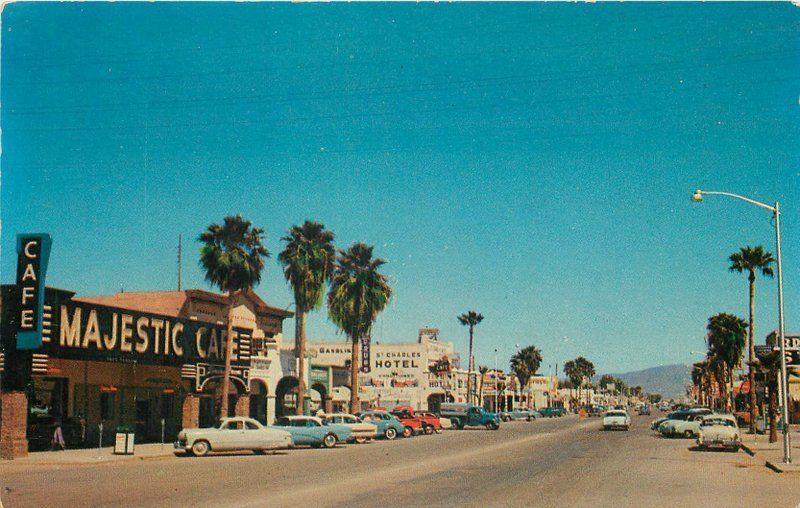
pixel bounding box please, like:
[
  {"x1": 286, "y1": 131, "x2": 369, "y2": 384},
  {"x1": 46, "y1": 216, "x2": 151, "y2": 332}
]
[{"x1": 3, "y1": 2, "x2": 799, "y2": 375}]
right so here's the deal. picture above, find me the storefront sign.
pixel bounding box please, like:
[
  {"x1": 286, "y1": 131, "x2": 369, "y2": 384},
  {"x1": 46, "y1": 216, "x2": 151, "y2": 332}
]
[
  {"x1": 360, "y1": 336, "x2": 371, "y2": 373},
  {"x1": 44, "y1": 299, "x2": 251, "y2": 368},
  {"x1": 15, "y1": 234, "x2": 52, "y2": 350}
]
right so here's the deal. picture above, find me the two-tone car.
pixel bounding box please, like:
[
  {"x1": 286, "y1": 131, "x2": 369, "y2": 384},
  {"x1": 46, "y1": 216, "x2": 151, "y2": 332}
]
[
  {"x1": 658, "y1": 409, "x2": 712, "y2": 438},
  {"x1": 175, "y1": 417, "x2": 293, "y2": 457},
  {"x1": 356, "y1": 410, "x2": 407, "y2": 440},
  {"x1": 696, "y1": 414, "x2": 741, "y2": 452},
  {"x1": 270, "y1": 416, "x2": 352, "y2": 448},
  {"x1": 323, "y1": 413, "x2": 378, "y2": 444}
]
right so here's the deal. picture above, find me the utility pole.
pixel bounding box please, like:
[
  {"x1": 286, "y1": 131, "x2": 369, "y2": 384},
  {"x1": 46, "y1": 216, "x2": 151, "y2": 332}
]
[{"x1": 177, "y1": 234, "x2": 182, "y2": 291}]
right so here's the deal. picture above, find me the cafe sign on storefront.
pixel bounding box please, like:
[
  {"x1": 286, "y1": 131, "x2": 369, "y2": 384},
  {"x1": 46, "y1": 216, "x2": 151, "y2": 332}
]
[{"x1": 15, "y1": 234, "x2": 51, "y2": 350}]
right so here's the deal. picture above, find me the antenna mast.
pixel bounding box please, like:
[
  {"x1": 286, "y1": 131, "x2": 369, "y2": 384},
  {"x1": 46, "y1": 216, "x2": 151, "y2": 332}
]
[{"x1": 177, "y1": 234, "x2": 182, "y2": 291}]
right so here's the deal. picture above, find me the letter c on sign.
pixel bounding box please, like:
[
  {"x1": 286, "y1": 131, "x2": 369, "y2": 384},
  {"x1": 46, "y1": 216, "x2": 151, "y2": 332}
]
[{"x1": 24, "y1": 240, "x2": 37, "y2": 259}]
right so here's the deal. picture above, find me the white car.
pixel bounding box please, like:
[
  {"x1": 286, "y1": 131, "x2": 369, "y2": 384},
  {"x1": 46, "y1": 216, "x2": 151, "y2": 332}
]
[
  {"x1": 603, "y1": 410, "x2": 630, "y2": 431},
  {"x1": 439, "y1": 417, "x2": 453, "y2": 430},
  {"x1": 176, "y1": 417, "x2": 292, "y2": 457},
  {"x1": 696, "y1": 414, "x2": 741, "y2": 452},
  {"x1": 323, "y1": 413, "x2": 378, "y2": 444}
]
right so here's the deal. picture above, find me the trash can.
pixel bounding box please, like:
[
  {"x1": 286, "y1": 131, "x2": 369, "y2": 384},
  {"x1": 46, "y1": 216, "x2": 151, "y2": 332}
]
[{"x1": 113, "y1": 425, "x2": 135, "y2": 455}]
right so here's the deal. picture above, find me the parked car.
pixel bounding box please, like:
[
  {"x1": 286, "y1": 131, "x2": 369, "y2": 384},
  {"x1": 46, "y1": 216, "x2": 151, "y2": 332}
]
[
  {"x1": 390, "y1": 408, "x2": 425, "y2": 437},
  {"x1": 175, "y1": 417, "x2": 292, "y2": 457},
  {"x1": 658, "y1": 411, "x2": 711, "y2": 438},
  {"x1": 270, "y1": 416, "x2": 352, "y2": 448},
  {"x1": 438, "y1": 416, "x2": 453, "y2": 430},
  {"x1": 602, "y1": 410, "x2": 630, "y2": 431},
  {"x1": 696, "y1": 414, "x2": 741, "y2": 452},
  {"x1": 322, "y1": 413, "x2": 378, "y2": 444},
  {"x1": 651, "y1": 416, "x2": 670, "y2": 431},
  {"x1": 502, "y1": 409, "x2": 536, "y2": 422},
  {"x1": 439, "y1": 403, "x2": 500, "y2": 430},
  {"x1": 356, "y1": 410, "x2": 406, "y2": 440},
  {"x1": 415, "y1": 411, "x2": 444, "y2": 434},
  {"x1": 539, "y1": 407, "x2": 566, "y2": 418}
]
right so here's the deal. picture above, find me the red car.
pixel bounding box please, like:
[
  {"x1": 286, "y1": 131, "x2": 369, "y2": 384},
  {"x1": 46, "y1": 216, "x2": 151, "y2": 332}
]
[
  {"x1": 393, "y1": 406, "x2": 442, "y2": 435},
  {"x1": 417, "y1": 411, "x2": 444, "y2": 434},
  {"x1": 390, "y1": 407, "x2": 424, "y2": 437}
]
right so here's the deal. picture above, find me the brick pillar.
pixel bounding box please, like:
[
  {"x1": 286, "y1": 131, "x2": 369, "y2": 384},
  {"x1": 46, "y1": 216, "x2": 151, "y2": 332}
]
[
  {"x1": 181, "y1": 395, "x2": 200, "y2": 430},
  {"x1": 235, "y1": 395, "x2": 250, "y2": 417},
  {"x1": 0, "y1": 391, "x2": 29, "y2": 459}
]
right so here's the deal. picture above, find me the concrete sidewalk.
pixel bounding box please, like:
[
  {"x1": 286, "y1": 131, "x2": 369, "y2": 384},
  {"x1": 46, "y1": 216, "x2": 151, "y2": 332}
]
[
  {"x1": 740, "y1": 426, "x2": 800, "y2": 473},
  {"x1": 0, "y1": 442, "x2": 176, "y2": 470}
]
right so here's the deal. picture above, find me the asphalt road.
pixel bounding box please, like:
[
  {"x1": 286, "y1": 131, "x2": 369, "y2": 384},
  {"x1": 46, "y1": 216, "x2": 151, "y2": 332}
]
[{"x1": 2, "y1": 413, "x2": 798, "y2": 508}]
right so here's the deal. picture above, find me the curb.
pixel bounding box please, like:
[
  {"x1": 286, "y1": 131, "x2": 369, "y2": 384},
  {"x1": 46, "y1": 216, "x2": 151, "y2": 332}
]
[{"x1": 740, "y1": 443, "x2": 755, "y2": 457}]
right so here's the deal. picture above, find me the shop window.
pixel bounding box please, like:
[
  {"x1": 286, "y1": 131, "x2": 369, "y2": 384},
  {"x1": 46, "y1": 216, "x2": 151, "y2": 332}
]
[
  {"x1": 100, "y1": 392, "x2": 115, "y2": 421},
  {"x1": 160, "y1": 394, "x2": 173, "y2": 420}
]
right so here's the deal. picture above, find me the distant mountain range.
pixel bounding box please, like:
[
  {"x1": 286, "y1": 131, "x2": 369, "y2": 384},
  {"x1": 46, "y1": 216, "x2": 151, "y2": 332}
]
[{"x1": 602, "y1": 364, "x2": 692, "y2": 400}]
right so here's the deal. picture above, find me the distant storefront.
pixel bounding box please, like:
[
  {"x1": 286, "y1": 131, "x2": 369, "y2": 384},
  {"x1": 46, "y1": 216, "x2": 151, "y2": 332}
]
[{"x1": 306, "y1": 328, "x2": 463, "y2": 411}]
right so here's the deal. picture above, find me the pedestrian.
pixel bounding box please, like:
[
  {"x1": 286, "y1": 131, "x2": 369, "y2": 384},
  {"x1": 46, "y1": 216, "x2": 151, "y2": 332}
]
[{"x1": 52, "y1": 421, "x2": 66, "y2": 451}]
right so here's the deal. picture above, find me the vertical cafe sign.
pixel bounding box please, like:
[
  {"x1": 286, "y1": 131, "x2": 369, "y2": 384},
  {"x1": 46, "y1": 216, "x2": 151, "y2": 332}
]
[
  {"x1": 16, "y1": 234, "x2": 52, "y2": 350},
  {"x1": 360, "y1": 335, "x2": 371, "y2": 373}
]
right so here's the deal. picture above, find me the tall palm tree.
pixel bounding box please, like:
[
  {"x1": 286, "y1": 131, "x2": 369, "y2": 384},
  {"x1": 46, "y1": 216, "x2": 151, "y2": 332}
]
[
  {"x1": 510, "y1": 346, "x2": 543, "y2": 407},
  {"x1": 457, "y1": 311, "x2": 484, "y2": 405},
  {"x1": 729, "y1": 245, "x2": 775, "y2": 433},
  {"x1": 478, "y1": 366, "x2": 489, "y2": 408},
  {"x1": 328, "y1": 243, "x2": 392, "y2": 414},
  {"x1": 199, "y1": 215, "x2": 268, "y2": 418},
  {"x1": 706, "y1": 312, "x2": 747, "y2": 412},
  {"x1": 279, "y1": 221, "x2": 336, "y2": 415}
]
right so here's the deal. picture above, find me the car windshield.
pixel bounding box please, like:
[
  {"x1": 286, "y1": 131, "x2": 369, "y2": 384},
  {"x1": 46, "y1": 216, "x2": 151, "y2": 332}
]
[{"x1": 607, "y1": 412, "x2": 626, "y2": 417}]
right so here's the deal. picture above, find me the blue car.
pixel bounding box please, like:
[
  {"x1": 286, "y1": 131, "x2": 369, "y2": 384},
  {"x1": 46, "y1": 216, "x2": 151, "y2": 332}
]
[
  {"x1": 356, "y1": 410, "x2": 406, "y2": 440},
  {"x1": 270, "y1": 416, "x2": 352, "y2": 448}
]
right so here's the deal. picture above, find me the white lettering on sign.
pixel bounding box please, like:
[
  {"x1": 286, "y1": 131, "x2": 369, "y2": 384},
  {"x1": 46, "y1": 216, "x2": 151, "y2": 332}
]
[{"x1": 21, "y1": 309, "x2": 34, "y2": 328}]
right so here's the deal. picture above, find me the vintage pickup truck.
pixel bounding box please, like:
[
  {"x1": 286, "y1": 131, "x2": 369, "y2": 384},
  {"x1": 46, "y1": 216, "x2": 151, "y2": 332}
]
[{"x1": 438, "y1": 403, "x2": 500, "y2": 430}]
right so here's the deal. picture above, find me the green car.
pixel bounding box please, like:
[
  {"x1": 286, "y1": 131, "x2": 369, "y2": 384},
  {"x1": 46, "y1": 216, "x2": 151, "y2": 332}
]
[{"x1": 539, "y1": 407, "x2": 566, "y2": 418}]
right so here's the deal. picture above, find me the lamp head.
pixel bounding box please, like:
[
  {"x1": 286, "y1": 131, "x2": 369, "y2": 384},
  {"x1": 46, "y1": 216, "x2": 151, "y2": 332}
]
[{"x1": 691, "y1": 190, "x2": 704, "y2": 203}]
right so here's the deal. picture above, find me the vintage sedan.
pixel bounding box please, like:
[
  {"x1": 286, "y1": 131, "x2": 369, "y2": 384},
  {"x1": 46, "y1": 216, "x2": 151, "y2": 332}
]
[
  {"x1": 696, "y1": 415, "x2": 741, "y2": 452},
  {"x1": 659, "y1": 411, "x2": 711, "y2": 439},
  {"x1": 271, "y1": 416, "x2": 352, "y2": 448},
  {"x1": 323, "y1": 413, "x2": 378, "y2": 443},
  {"x1": 602, "y1": 410, "x2": 630, "y2": 431},
  {"x1": 357, "y1": 410, "x2": 406, "y2": 440},
  {"x1": 175, "y1": 417, "x2": 292, "y2": 457}
]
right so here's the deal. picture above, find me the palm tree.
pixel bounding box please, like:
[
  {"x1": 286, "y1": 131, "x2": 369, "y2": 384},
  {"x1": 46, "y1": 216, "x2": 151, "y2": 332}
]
[
  {"x1": 199, "y1": 215, "x2": 268, "y2": 418},
  {"x1": 510, "y1": 346, "x2": 543, "y2": 407},
  {"x1": 328, "y1": 243, "x2": 392, "y2": 414},
  {"x1": 563, "y1": 360, "x2": 581, "y2": 407},
  {"x1": 729, "y1": 245, "x2": 775, "y2": 433},
  {"x1": 755, "y1": 350, "x2": 781, "y2": 443},
  {"x1": 457, "y1": 311, "x2": 484, "y2": 405},
  {"x1": 706, "y1": 313, "x2": 747, "y2": 412},
  {"x1": 279, "y1": 221, "x2": 336, "y2": 415},
  {"x1": 478, "y1": 366, "x2": 489, "y2": 408}
]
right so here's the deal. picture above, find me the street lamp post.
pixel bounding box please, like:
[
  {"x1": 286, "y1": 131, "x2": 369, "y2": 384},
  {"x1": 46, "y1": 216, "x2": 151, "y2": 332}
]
[{"x1": 692, "y1": 189, "x2": 792, "y2": 464}]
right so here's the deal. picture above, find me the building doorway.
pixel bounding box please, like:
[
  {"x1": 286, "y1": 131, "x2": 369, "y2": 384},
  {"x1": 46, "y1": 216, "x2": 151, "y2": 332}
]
[
  {"x1": 249, "y1": 380, "x2": 268, "y2": 424},
  {"x1": 275, "y1": 376, "x2": 299, "y2": 417}
]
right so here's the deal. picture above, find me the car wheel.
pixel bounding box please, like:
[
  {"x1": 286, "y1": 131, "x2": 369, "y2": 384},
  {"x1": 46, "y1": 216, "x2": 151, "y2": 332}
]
[
  {"x1": 354, "y1": 437, "x2": 367, "y2": 444},
  {"x1": 423, "y1": 424, "x2": 434, "y2": 435},
  {"x1": 487, "y1": 421, "x2": 499, "y2": 430},
  {"x1": 683, "y1": 430, "x2": 693, "y2": 439},
  {"x1": 322, "y1": 433, "x2": 337, "y2": 449},
  {"x1": 434, "y1": 426, "x2": 443, "y2": 434},
  {"x1": 253, "y1": 449, "x2": 266, "y2": 455},
  {"x1": 403, "y1": 426, "x2": 414, "y2": 438},
  {"x1": 385, "y1": 427, "x2": 397, "y2": 440},
  {"x1": 191, "y1": 440, "x2": 210, "y2": 457}
]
